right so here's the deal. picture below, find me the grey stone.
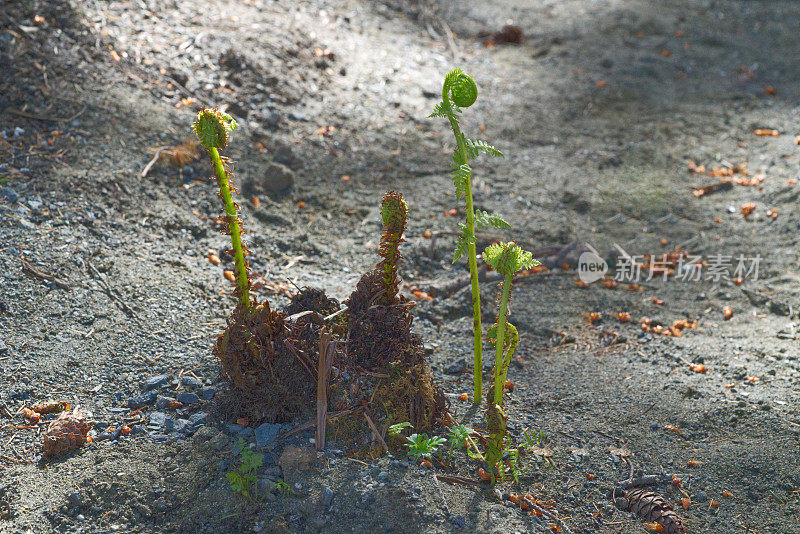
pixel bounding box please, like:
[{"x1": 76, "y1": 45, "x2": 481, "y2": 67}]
[
  {"x1": 188, "y1": 412, "x2": 208, "y2": 427},
  {"x1": 445, "y1": 360, "x2": 466, "y2": 375},
  {"x1": 144, "y1": 374, "x2": 170, "y2": 390},
  {"x1": 13, "y1": 127, "x2": 24, "y2": 138},
  {"x1": 695, "y1": 490, "x2": 709, "y2": 502},
  {"x1": 227, "y1": 423, "x2": 245, "y2": 435},
  {"x1": 181, "y1": 376, "x2": 203, "y2": 389},
  {"x1": 322, "y1": 486, "x2": 334, "y2": 507},
  {"x1": 173, "y1": 418, "x2": 191, "y2": 434},
  {"x1": 254, "y1": 422, "x2": 282, "y2": 447},
  {"x1": 127, "y1": 392, "x2": 156, "y2": 409},
  {"x1": 200, "y1": 386, "x2": 216, "y2": 400},
  {"x1": 0, "y1": 187, "x2": 18, "y2": 203},
  {"x1": 243, "y1": 161, "x2": 294, "y2": 197},
  {"x1": 155, "y1": 396, "x2": 176, "y2": 409},
  {"x1": 67, "y1": 492, "x2": 84, "y2": 508},
  {"x1": 176, "y1": 392, "x2": 199, "y2": 405},
  {"x1": 147, "y1": 411, "x2": 174, "y2": 433}
]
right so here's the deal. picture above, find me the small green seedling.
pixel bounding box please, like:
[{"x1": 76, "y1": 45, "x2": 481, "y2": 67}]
[
  {"x1": 430, "y1": 68, "x2": 509, "y2": 403},
  {"x1": 193, "y1": 108, "x2": 250, "y2": 308},
  {"x1": 406, "y1": 433, "x2": 446, "y2": 462},
  {"x1": 447, "y1": 424, "x2": 470, "y2": 452},
  {"x1": 388, "y1": 421, "x2": 413, "y2": 437},
  {"x1": 226, "y1": 439, "x2": 264, "y2": 501}
]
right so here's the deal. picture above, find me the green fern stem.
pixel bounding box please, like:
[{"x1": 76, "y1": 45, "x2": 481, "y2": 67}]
[
  {"x1": 492, "y1": 273, "x2": 513, "y2": 405},
  {"x1": 443, "y1": 93, "x2": 483, "y2": 404},
  {"x1": 208, "y1": 147, "x2": 249, "y2": 307}
]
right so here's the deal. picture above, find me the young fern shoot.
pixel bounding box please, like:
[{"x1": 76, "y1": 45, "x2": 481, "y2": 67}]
[
  {"x1": 482, "y1": 241, "x2": 539, "y2": 478},
  {"x1": 377, "y1": 191, "x2": 409, "y2": 304},
  {"x1": 193, "y1": 108, "x2": 250, "y2": 308},
  {"x1": 429, "y1": 68, "x2": 509, "y2": 403}
]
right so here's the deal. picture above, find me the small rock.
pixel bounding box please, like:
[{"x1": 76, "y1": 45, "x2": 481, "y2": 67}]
[
  {"x1": 181, "y1": 376, "x2": 203, "y2": 389},
  {"x1": 176, "y1": 392, "x2": 199, "y2": 405},
  {"x1": 144, "y1": 374, "x2": 171, "y2": 391},
  {"x1": 0, "y1": 187, "x2": 19, "y2": 203},
  {"x1": 127, "y1": 392, "x2": 157, "y2": 409},
  {"x1": 67, "y1": 492, "x2": 84, "y2": 508},
  {"x1": 254, "y1": 422, "x2": 282, "y2": 447},
  {"x1": 322, "y1": 486, "x2": 334, "y2": 507},
  {"x1": 13, "y1": 127, "x2": 24, "y2": 138},
  {"x1": 243, "y1": 161, "x2": 295, "y2": 197},
  {"x1": 147, "y1": 411, "x2": 173, "y2": 433},
  {"x1": 173, "y1": 418, "x2": 192, "y2": 435},
  {"x1": 695, "y1": 490, "x2": 709, "y2": 502},
  {"x1": 188, "y1": 412, "x2": 208, "y2": 428},
  {"x1": 155, "y1": 396, "x2": 177, "y2": 409},
  {"x1": 445, "y1": 360, "x2": 466, "y2": 375},
  {"x1": 200, "y1": 386, "x2": 217, "y2": 400},
  {"x1": 227, "y1": 423, "x2": 245, "y2": 435}
]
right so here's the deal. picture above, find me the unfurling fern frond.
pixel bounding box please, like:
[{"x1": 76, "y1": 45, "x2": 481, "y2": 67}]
[
  {"x1": 475, "y1": 210, "x2": 510, "y2": 231},
  {"x1": 453, "y1": 222, "x2": 474, "y2": 263},
  {"x1": 465, "y1": 138, "x2": 504, "y2": 159},
  {"x1": 450, "y1": 163, "x2": 472, "y2": 200},
  {"x1": 428, "y1": 102, "x2": 452, "y2": 119},
  {"x1": 443, "y1": 68, "x2": 478, "y2": 108}
]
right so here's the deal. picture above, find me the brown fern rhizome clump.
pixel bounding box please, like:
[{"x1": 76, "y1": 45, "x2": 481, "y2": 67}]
[{"x1": 345, "y1": 192, "x2": 448, "y2": 434}]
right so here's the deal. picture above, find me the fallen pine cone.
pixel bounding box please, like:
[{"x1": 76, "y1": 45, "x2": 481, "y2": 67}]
[
  {"x1": 42, "y1": 410, "x2": 91, "y2": 457},
  {"x1": 617, "y1": 489, "x2": 687, "y2": 534}
]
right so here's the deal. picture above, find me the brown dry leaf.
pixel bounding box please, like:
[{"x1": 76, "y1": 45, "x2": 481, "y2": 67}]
[
  {"x1": 679, "y1": 497, "x2": 691, "y2": 510},
  {"x1": 664, "y1": 424, "x2": 682, "y2": 435},
  {"x1": 687, "y1": 459, "x2": 703, "y2": 467},
  {"x1": 722, "y1": 490, "x2": 734, "y2": 498},
  {"x1": 609, "y1": 447, "x2": 631, "y2": 459},
  {"x1": 689, "y1": 363, "x2": 706, "y2": 374},
  {"x1": 723, "y1": 306, "x2": 733, "y2": 320},
  {"x1": 644, "y1": 523, "x2": 664, "y2": 533}
]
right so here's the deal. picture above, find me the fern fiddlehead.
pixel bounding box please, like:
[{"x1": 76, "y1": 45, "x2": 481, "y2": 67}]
[
  {"x1": 376, "y1": 191, "x2": 409, "y2": 304},
  {"x1": 430, "y1": 68, "x2": 509, "y2": 403},
  {"x1": 193, "y1": 108, "x2": 251, "y2": 308},
  {"x1": 482, "y1": 242, "x2": 538, "y2": 477}
]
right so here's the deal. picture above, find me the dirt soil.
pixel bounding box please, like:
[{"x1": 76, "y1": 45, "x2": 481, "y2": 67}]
[{"x1": 2, "y1": 0, "x2": 800, "y2": 532}]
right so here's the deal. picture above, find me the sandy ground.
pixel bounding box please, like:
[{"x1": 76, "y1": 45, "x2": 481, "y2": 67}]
[{"x1": 1, "y1": 0, "x2": 799, "y2": 532}]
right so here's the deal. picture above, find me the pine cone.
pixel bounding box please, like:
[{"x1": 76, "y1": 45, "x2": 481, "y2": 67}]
[
  {"x1": 623, "y1": 489, "x2": 687, "y2": 534},
  {"x1": 42, "y1": 410, "x2": 91, "y2": 457}
]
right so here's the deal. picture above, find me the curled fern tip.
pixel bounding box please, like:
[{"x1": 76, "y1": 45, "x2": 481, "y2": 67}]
[{"x1": 193, "y1": 108, "x2": 237, "y2": 150}]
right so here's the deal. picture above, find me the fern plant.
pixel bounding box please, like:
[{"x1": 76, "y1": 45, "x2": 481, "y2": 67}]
[
  {"x1": 429, "y1": 68, "x2": 509, "y2": 403},
  {"x1": 376, "y1": 191, "x2": 408, "y2": 304},
  {"x1": 193, "y1": 108, "x2": 250, "y2": 308},
  {"x1": 482, "y1": 241, "x2": 538, "y2": 476}
]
